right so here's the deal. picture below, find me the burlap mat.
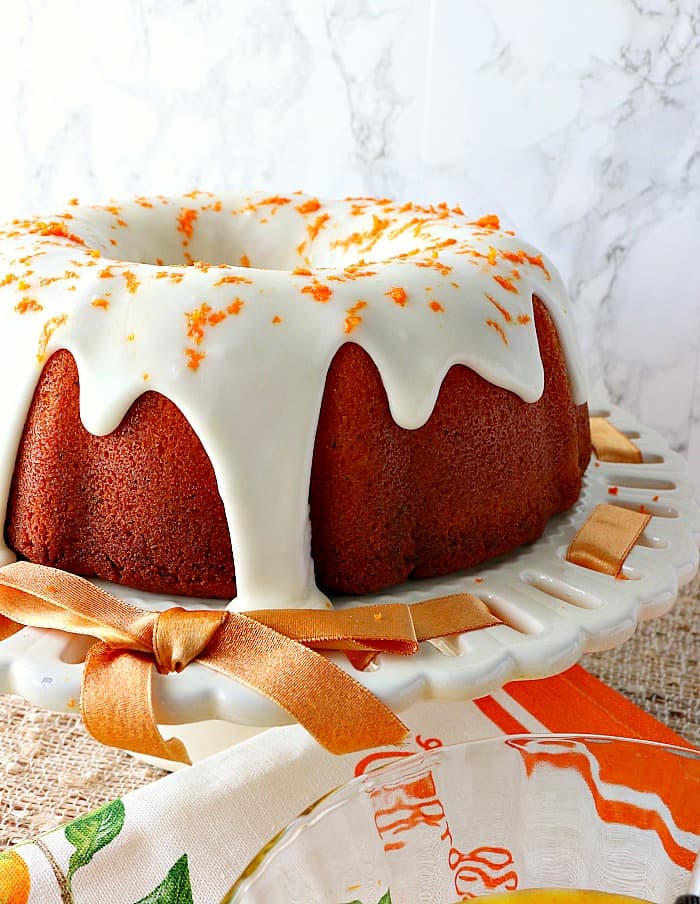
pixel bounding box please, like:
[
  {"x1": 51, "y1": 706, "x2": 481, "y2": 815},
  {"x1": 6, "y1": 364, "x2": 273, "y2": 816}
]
[{"x1": 0, "y1": 576, "x2": 697, "y2": 849}]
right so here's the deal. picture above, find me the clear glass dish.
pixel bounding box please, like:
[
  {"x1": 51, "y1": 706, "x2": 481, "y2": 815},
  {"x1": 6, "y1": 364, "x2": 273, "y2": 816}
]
[{"x1": 224, "y1": 734, "x2": 700, "y2": 904}]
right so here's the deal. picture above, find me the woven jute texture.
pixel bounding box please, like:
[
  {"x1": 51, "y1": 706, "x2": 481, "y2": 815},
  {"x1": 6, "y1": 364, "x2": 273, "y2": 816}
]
[{"x1": 0, "y1": 577, "x2": 697, "y2": 849}]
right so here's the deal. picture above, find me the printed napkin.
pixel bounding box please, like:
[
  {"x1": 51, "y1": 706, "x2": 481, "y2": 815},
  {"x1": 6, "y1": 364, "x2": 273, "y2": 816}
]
[{"x1": 1, "y1": 665, "x2": 694, "y2": 904}]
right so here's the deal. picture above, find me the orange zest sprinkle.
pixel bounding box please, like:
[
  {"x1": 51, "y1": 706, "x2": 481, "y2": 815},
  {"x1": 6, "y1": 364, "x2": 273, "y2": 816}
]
[
  {"x1": 296, "y1": 198, "x2": 321, "y2": 215},
  {"x1": 207, "y1": 310, "x2": 227, "y2": 326},
  {"x1": 330, "y1": 214, "x2": 390, "y2": 254},
  {"x1": 343, "y1": 315, "x2": 363, "y2": 334},
  {"x1": 227, "y1": 298, "x2": 244, "y2": 315},
  {"x1": 272, "y1": 315, "x2": 282, "y2": 324},
  {"x1": 487, "y1": 246, "x2": 498, "y2": 266},
  {"x1": 213, "y1": 274, "x2": 253, "y2": 286},
  {"x1": 260, "y1": 196, "x2": 291, "y2": 207},
  {"x1": 143, "y1": 373, "x2": 150, "y2": 380},
  {"x1": 415, "y1": 258, "x2": 453, "y2": 276},
  {"x1": 123, "y1": 270, "x2": 140, "y2": 293},
  {"x1": 0, "y1": 273, "x2": 17, "y2": 287},
  {"x1": 344, "y1": 266, "x2": 377, "y2": 279},
  {"x1": 15, "y1": 297, "x2": 43, "y2": 314},
  {"x1": 185, "y1": 348, "x2": 205, "y2": 371},
  {"x1": 523, "y1": 252, "x2": 551, "y2": 279},
  {"x1": 185, "y1": 303, "x2": 213, "y2": 345},
  {"x1": 388, "y1": 216, "x2": 423, "y2": 241},
  {"x1": 493, "y1": 274, "x2": 518, "y2": 294},
  {"x1": 343, "y1": 300, "x2": 367, "y2": 334},
  {"x1": 126, "y1": 333, "x2": 135, "y2": 342},
  {"x1": 37, "y1": 221, "x2": 86, "y2": 245},
  {"x1": 292, "y1": 267, "x2": 312, "y2": 276},
  {"x1": 240, "y1": 254, "x2": 250, "y2": 268},
  {"x1": 306, "y1": 212, "x2": 330, "y2": 240},
  {"x1": 517, "y1": 313, "x2": 531, "y2": 324},
  {"x1": 17, "y1": 280, "x2": 31, "y2": 291},
  {"x1": 386, "y1": 286, "x2": 407, "y2": 307},
  {"x1": 301, "y1": 280, "x2": 332, "y2": 303},
  {"x1": 91, "y1": 297, "x2": 110, "y2": 310},
  {"x1": 470, "y1": 214, "x2": 500, "y2": 230},
  {"x1": 429, "y1": 300, "x2": 444, "y2": 313},
  {"x1": 177, "y1": 208, "x2": 198, "y2": 240},
  {"x1": 435, "y1": 260, "x2": 452, "y2": 275},
  {"x1": 296, "y1": 241, "x2": 306, "y2": 256},
  {"x1": 68, "y1": 198, "x2": 79, "y2": 206},
  {"x1": 37, "y1": 314, "x2": 68, "y2": 363},
  {"x1": 484, "y1": 292, "x2": 512, "y2": 323},
  {"x1": 98, "y1": 266, "x2": 115, "y2": 279},
  {"x1": 486, "y1": 319, "x2": 508, "y2": 345}
]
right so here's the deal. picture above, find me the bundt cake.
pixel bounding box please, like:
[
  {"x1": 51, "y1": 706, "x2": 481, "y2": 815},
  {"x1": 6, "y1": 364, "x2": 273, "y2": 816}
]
[{"x1": 0, "y1": 193, "x2": 590, "y2": 610}]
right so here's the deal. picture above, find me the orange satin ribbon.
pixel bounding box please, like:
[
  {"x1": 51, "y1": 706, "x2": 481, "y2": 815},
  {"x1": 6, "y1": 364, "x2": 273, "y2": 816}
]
[
  {"x1": 0, "y1": 562, "x2": 501, "y2": 764},
  {"x1": 589, "y1": 417, "x2": 643, "y2": 463},
  {"x1": 566, "y1": 503, "x2": 651, "y2": 577}
]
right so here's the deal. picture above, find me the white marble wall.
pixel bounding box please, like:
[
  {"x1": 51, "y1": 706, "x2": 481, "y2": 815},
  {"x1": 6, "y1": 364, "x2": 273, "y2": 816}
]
[{"x1": 1, "y1": 0, "x2": 699, "y2": 476}]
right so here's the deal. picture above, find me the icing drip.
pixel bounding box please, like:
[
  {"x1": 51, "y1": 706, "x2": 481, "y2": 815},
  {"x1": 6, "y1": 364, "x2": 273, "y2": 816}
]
[{"x1": 0, "y1": 193, "x2": 588, "y2": 610}]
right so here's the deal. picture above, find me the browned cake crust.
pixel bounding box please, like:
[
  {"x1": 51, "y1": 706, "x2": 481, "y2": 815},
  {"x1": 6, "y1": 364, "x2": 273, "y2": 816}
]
[{"x1": 5, "y1": 296, "x2": 590, "y2": 599}]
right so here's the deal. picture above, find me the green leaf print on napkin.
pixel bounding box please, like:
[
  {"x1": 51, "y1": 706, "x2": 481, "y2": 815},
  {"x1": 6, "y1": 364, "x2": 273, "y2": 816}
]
[
  {"x1": 135, "y1": 854, "x2": 193, "y2": 904},
  {"x1": 65, "y1": 799, "x2": 126, "y2": 881},
  {"x1": 342, "y1": 892, "x2": 391, "y2": 904}
]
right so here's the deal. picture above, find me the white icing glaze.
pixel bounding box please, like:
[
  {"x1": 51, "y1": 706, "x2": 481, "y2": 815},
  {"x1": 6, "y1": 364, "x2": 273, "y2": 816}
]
[{"x1": 0, "y1": 192, "x2": 588, "y2": 611}]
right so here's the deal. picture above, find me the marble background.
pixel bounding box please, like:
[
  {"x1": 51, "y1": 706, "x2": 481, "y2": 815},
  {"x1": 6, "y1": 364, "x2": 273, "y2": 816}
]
[{"x1": 1, "y1": 0, "x2": 698, "y2": 477}]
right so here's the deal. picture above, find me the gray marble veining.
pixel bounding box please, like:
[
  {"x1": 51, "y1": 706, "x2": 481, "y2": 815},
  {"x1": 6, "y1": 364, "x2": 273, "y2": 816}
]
[{"x1": 0, "y1": 0, "x2": 697, "y2": 476}]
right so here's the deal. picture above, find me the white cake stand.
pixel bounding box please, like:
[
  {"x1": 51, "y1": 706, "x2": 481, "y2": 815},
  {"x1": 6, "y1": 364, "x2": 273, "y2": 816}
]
[{"x1": 0, "y1": 403, "x2": 698, "y2": 767}]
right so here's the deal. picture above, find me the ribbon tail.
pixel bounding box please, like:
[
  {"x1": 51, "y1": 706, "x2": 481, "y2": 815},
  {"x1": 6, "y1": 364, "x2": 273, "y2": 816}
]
[
  {"x1": 589, "y1": 417, "x2": 643, "y2": 463},
  {"x1": 566, "y1": 504, "x2": 652, "y2": 577},
  {"x1": 201, "y1": 615, "x2": 409, "y2": 755},
  {"x1": 345, "y1": 594, "x2": 502, "y2": 672},
  {"x1": 410, "y1": 593, "x2": 501, "y2": 640},
  {"x1": 81, "y1": 642, "x2": 191, "y2": 765}
]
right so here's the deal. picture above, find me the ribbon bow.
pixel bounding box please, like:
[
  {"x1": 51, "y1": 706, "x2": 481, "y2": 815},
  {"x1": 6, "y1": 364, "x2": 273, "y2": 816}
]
[{"x1": 0, "y1": 562, "x2": 501, "y2": 763}]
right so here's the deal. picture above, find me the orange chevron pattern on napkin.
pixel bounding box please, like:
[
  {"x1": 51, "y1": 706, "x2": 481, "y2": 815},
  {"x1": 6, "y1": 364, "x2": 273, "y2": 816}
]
[{"x1": 2, "y1": 664, "x2": 696, "y2": 903}]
